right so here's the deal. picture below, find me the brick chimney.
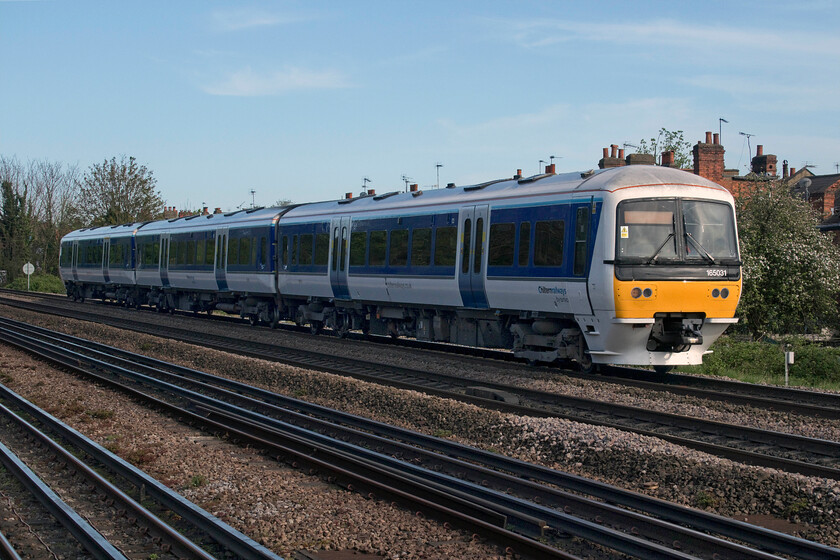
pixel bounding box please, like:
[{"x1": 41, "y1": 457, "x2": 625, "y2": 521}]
[
  {"x1": 625, "y1": 153, "x2": 655, "y2": 166},
  {"x1": 751, "y1": 145, "x2": 778, "y2": 176},
  {"x1": 214, "y1": 207, "x2": 222, "y2": 214},
  {"x1": 661, "y1": 150, "x2": 675, "y2": 167},
  {"x1": 693, "y1": 131, "x2": 725, "y2": 182},
  {"x1": 545, "y1": 163, "x2": 556, "y2": 174},
  {"x1": 598, "y1": 144, "x2": 626, "y2": 169}
]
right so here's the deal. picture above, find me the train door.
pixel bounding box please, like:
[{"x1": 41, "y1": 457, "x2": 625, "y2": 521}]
[
  {"x1": 103, "y1": 238, "x2": 111, "y2": 283},
  {"x1": 71, "y1": 241, "x2": 79, "y2": 282},
  {"x1": 457, "y1": 205, "x2": 489, "y2": 308},
  {"x1": 159, "y1": 234, "x2": 170, "y2": 287},
  {"x1": 214, "y1": 227, "x2": 229, "y2": 291},
  {"x1": 570, "y1": 204, "x2": 594, "y2": 315},
  {"x1": 329, "y1": 216, "x2": 351, "y2": 299}
]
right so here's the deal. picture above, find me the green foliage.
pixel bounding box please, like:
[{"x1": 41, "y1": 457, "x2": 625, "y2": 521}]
[
  {"x1": 637, "y1": 128, "x2": 693, "y2": 168},
  {"x1": 735, "y1": 180, "x2": 840, "y2": 337},
  {"x1": 681, "y1": 336, "x2": 840, "y2": 388},
  {"x1": 6, "y1": 273, "x2": 65, "y2": 293},
  {"x1": 0, "y1": 179, "x2": 33, "y2": 280},
  {"x1": 189, "y1": 474, "x2": 208, "y2": 488},
  {"x1": 72, "y1": 155, "x2": 163, "y2": 226}
]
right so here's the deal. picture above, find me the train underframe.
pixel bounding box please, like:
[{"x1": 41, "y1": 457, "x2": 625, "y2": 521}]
[{"x1": 65, "y1": 280, "x2": 595, "y2": 369}]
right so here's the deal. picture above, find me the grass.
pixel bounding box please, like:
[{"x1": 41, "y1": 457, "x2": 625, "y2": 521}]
[{"x1": 677, "y1": 335, "x2": 840, "y2": 390}]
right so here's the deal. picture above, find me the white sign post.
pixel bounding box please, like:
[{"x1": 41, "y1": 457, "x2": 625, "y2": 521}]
[{"x1": 22, "y1": 262, "x2": 34, "y2": 291}]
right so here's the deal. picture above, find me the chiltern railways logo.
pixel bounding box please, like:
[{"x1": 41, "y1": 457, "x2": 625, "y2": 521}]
[{"x1": 538, "y1": 286, "x2": 567, "y2": 295}]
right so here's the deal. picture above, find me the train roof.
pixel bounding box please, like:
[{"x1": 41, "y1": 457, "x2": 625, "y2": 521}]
[
  {"x1": 136, "y1": 206, "x2": 284, "y2": 235},
  {"x1": 281, "y1": 165, "x2": 730, "y2": 221}
]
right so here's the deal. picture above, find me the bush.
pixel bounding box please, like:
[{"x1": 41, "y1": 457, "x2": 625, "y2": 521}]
[
  {"x1": 6, "y1": 273, "x2": 66, "y2": 294},
  {"x1": 681, "y1": 336, "x2": 840, "y2": 388}
]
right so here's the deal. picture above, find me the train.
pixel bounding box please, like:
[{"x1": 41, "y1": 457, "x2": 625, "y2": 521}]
[{"x1": 58, "y1": 164, "x2": 742, "y2": 372}]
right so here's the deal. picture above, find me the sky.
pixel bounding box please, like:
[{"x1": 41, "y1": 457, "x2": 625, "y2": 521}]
[{"x1": 1, "y1": 1, "x2": 839, "y2": 212}]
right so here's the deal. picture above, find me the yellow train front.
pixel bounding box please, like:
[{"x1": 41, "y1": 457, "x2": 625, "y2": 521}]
[{"x1": 583, "y1": 166, "x2": 741, "y2": 371}]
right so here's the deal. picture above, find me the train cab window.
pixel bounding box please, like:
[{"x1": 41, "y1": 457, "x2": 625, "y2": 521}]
[
  {"x1": 434, "y1": 226, "x2": 456, "y2": 267},
  {"x1": 314, "y1": 233, "x2": 329, "y2": 265},
  {"x1": 617, "y1": 199, "x2": 676, "y2": 260},
  {"x1": 681, "y1": 200, "x2": 738, "y2": 261},
  {"x1": 60, "y1": 243, "x2": 72, "y2": 267},
  {"x1": 411, "y1": 228, "x2": 431, "y2": 266},
  {"x1": 349, "y1": 231, "x2": 366, "y2": 266},
  {"x1": 299, "y1": 234, "x2": 313, "y2": 265},
  {"x1": 369, "y1": 230, "x2": 386, "y2": 266},
  {"x1": 488, "y1": 223, "x2": 515, "y2": 266},
  {"x1": 534, "y1": 220, "x2": 565, "y2": 266},
  {"x1": 473, "y1": 218, "x2": 484, "y2": 273},
  {"x1": 389, "y1": 229, "x2": 408, "y2": 266},
  {"x1": 573, "y1": 207, "x2": 590, "y2": 276},
  {"x1": 518, "y1": 222, "x2": 531, "y2": 266}
]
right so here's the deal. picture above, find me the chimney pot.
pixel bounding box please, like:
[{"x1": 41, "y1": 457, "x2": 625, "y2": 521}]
[
  {"x1": 713, "y1": 133, "x2": 719, "y2": 145},
  {"x1": 367, "y1": 189, "x2": 375, "y2": 196},
  {"x1": 345, "y1": 192, "x2": 353, "y2": 199},
  {"x1": 610, "y1": 144, "x2": 618, "y2": 158},
  {"x1": 202, "y1": 206, "x2": 208, "y2": 215},
  {"x1": 790, "y1": 167, "x2": 796, "y2": 176},
  {"x1": 214, "y1": 207, "x2": 222, "y2": 214},
  {"x1": 515, "y1": 169, "x2": 522, "y2": 178},
  {"x1": 756, "y1": 145, "x2": 763, "y2": 156},
  {"x1": 602, "y1": 147, "x2": 609, "y2": 158},
  {"x1": 410, "y1": 184, "x2": 418, "y2": 192},
  {"x1": 618, "y1": 148, "x2": 625, "y2": 159},
  {"x1": 705, "y1": 131, "x2": 712, "y2": 144},
  {"x1": 783, "y1": 160, "x2": 789, "y2": 178},
  {"x1": 545, "y1": 163, "x2": 556, "y2": 174}
]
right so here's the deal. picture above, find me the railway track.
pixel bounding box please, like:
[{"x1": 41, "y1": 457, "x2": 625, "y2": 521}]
[
  {"x1": 5, "y1": 318, "x2": 840, "y2": 559},
  {"x1": 4, "y1": 289, "x2": 840, "y2": 421},
  {"x1": 0, "y1": 379, "x2": 281, "y2": 559},
  {"x1": 2, "y1": 296, "x2": 840, "y2": 481}
]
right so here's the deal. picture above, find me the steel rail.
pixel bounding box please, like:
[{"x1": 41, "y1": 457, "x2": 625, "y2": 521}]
[
  {"x1": 1, "y1": 306, "x2": 839, "y2": 481},
  {"x1": 0, "y1": 439, "x2": 127, "y2": 560},
  {"x1": 0, "y1": 385, "x2": 282, "y2": 560},
  {"x1": 5, "y1": 322, "x2": 840, "y2": 559},
  {"x1": 0, "y1": 328, "x2": 580, "y2": 559},
  {"x1": 0, "y1": 530, "x2": 21, "y2": 560}
]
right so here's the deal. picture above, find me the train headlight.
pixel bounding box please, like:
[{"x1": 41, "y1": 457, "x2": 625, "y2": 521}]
[
  {"x1": 712, "y1": 288, "x2": 720, "y2": 298},
  {"x1": 721, "y1": 288, "x2": 730, "y2": 299},
  {"x1": 631, "y1": 287, "x2": 642, "y2": 299}
]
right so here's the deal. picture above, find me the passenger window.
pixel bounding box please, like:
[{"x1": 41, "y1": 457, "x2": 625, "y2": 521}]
[
  {"x1": 281, "y1": 235, "x2": 289, "y2": 266},
  {"x1": 314, "y1": 233, "x2": 329, "y2": 265},
  {"x1": 349, "y1": 231, "x2": 367, "y2": 266},
  {"x1": 206, "y1": 236, "x2": 215, "y2": 266},
  {"x1": 369, "y1": 230, "x2": 386, "y2": 266},
  {"x1": 489, "y1": 223, "x2": 515, "y2": 266},
  {"x1": 260, "y1": 236, "x2": 268, "y2": 268},
  {"x1": 573, "y1": 207, "x2": 590, "y2": 276},
  {"x1": 169, "y1": 241, "x2": 178, "y2": 266},
  {"x1": 177, "y1": 241, "x2": 187, "y2": 265},
  {"x1": 340, "y1": 227, "x2": 348, "y2": 271},
  {"x1": 187, "y1": 240, "x2": 196, "y2": 265},
  {"x1": 331, "y1": 228, "x2": 339, "y2": 271},
  {"x1": 461, "y1": 219, "x2": 472, "y2": 274},
  {"x1": 518, "y1": 222, "x2": 531, "y2": 266},
  {"x1": 289, "y1": 235, "x2": 297, "y2": 266},
  {"x1": 434, "y1": 226, "x2": 457, "y2": 266},
  {"x1": 239, "y1": 237, "x2": 251, "y2": 265},
  {"x1": 196, "y1": 240, "x2": 205, "y2": 266},
  {"x1": 411, "y1": 228, "x2": 431, "y2": 266},
  {"x1": 299, "y1": 234, "x2": 313, "y2": 265},
  {"x1": 389, "y1": 229, "x2": 408, "y2": 266},
  {"x1": 534, "y1": 220, "x2": 565, "y2": 266}
]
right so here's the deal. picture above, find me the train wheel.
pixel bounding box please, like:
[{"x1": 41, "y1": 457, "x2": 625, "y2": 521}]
[
  {"x1": 577, "y1": 353, "x2": 596, "y2": 374},
  {"x1": 269, "y1": 308, "x2": 280, "y2": 329},
  {"x1": 248, "y1": 314, "x2": 259, "y2": 327},
  {"x1": 310, "y1": 321, "x2": 323, "y2": 335},
  {"x1": 653, "y1": 365, "x2": 674, "y2": 374}
]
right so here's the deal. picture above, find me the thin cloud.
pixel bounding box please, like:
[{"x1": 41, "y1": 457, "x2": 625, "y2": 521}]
[
  {"x1": 203, "y1": 66, "x2": 351, "y2": 96},
  {"x1": 210, "y1": 8, "x2": 308, "y2": 31},
  {"x1": 495, "y1": 17, "x2": 840, "y2": 57}
]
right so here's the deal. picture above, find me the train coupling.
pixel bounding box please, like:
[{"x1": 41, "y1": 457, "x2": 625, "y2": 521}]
[{"x1": 646, "y1": 313, "x2": 704, "y2": 352}]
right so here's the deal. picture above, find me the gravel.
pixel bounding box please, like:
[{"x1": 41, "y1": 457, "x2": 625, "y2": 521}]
[{"x1": 2, "y1": 299, "x2": 840, "y2": 553}]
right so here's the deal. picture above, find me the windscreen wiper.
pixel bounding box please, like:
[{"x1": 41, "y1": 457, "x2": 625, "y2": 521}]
[
  {"x1": 647, "y1": 232, "x2": 675, "y2": 265},
  {"x1": 685, "y1": 231, "x2": 717, "y2": 264}
]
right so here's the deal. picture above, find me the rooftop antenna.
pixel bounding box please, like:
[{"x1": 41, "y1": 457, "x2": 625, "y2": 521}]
[
  {"x1": 803, "y1": 162, "x2": 817, "y2": 170},
  {"x1": 250, "y1": 189, "x2": 256, "y2": 208},
  {"x1": 739, "y1": 132, "x2": 754, "y2": 170},
  {"x1": 435, "y1": 163, "x2": 443, "y2": 189},
  {"x1": 623, "y1": 142, "x2": 638, "y2": 152},
  {"x1": 361, "y1": 177, "x2": 371, "y2": 195},
  {"x1": 539, "y1": 159, "x2": 547, "y2": 174},
  {"x1": 834, "y1": 162, "x2": 839, "y2": 173},
  {"x1": 719, "y1": 117, "x2": 729, "y2": 142},
  {"x1": 401, "y1": 175, "x2": 412, "y2": 192}
]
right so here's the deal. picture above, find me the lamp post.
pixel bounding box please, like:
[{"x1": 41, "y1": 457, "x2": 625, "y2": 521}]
[
  {"x1": 539, "y1": 159, "x2": 547, "y2": 174},
  {"x1": 719, "y1": 118, "x2": 728, "y2": 142},
  {"x1": 435, "y1": 163, "x2": 443, "y2": 189}
]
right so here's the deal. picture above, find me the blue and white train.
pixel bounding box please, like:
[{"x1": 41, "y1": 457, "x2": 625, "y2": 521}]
[{"x1": 59, "y1": 165, "x2": 742, "y2": 371}]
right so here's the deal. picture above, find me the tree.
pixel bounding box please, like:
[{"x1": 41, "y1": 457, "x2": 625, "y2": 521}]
[
  {"x1": 0, "y1": 179, "x2": 32, "y2": 282},
  {"x1": 735, "y1": 180, "x2": 840, "y2": 337},
  {"x1": 72, "y1": 156, "x2": 163, "y2": 226},
  {"x1": 638, "y1": 128, "x2": 693, "y2": 169}
]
